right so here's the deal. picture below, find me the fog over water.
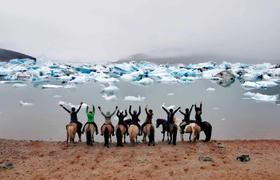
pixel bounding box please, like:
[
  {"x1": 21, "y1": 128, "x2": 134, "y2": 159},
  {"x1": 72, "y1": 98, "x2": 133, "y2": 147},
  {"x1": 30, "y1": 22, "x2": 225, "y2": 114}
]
[{"x1": 1, "y1": 0, "x2": 280, "y2": 63}]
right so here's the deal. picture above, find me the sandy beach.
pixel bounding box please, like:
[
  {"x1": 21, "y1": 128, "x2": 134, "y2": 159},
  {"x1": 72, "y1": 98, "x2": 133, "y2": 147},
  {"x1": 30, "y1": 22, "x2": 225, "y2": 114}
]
[{"x1": 1, "y1": 139, "x2": 280, "y2": 180}]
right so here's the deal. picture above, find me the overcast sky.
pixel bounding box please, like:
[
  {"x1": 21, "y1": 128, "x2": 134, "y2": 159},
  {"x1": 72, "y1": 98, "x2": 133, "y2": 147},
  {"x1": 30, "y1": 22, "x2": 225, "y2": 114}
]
[{"x1": 0, "y1": 0, "x2": 280, "y2": 63}]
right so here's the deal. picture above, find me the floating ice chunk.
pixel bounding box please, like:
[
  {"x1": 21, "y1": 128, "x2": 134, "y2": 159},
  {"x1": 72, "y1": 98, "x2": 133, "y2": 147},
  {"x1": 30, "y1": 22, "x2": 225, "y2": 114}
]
[
  {"x1": 19, "y1": 100, "x2": 33, "y2": 106},
  {"x1": 244, "y1": 92, "x2": 278, "y2": 102},
  {"x1": 64, "y1": 84, "x2": 77, "y2": 89},
  {"x1": 58, "y1": 101, "x2": 88, "y2": 109},
  {"x1": 167, "y1": 92, "x2": 175, "y2": 96},
  {"x1": 101, "y1": 85, "x2": 119, "y2": 94},
  {"x1": 42, "y1": 84, "x2": 63, "y2": 89},
  {"x1": 53, "y1": 95, "x2": 63, "y2": 98},
  {"x1": 12, "y1": 83, "x2": 27, "y2": 88},
  {"x1": 212, "y1": 107, "x2": 220, "y2": 110},
  {"x1": 138, "y1": 78, "x2": 154, "y2": 85},
  {"x1": 95, "y1": 77, "x2": 119, "y2": 83},
  {"x1": 161, "y1": 103, "x2": 175, "y2": 110},
  {"x1": 206, "y1": 87, "x2": 216, "y2": 92},
  {"x1": 242, "y1": 81, "x2": 278, "y2": 89},
  {"x1": 221, "y1": 118, "x2": 226, "y2": 121},
  {"x1": 102, "y1": 94, "x2": 117, "y2": 101},
  {"x1": 123, "y1": 95, "x2": 146, "y2": 102}
]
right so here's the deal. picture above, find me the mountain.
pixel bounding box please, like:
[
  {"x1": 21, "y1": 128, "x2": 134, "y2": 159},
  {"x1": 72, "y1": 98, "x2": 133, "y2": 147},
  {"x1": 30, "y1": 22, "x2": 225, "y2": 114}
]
[{"x1": 0, "y1": 48, "x2": 36, "y2": 62}]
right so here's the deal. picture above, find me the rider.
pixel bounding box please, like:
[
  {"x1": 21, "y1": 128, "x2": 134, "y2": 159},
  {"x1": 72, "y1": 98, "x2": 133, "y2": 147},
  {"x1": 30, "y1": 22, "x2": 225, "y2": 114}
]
[
  {"x1": 82, "y1": 105, "x2": 98, "y2": 135},
  {"x1": 116, "y1": 110, "x2": 128, "y2": 135},
  {"x1": 141, "y1": 105, "x2": 153, "y2": 135},
  {"x1": 195, "y1": 102, "x2": 203, "y2": 126},
  {"x1": 179, "y1": 105, "x2": 194, "y2": 134},
  {"x1": 161, "y1": 105, "x2": 181, "y2": 124},
  {"x1": 99, "y1": 106, "x2": 118, "y2": 136},
  {"x1": 129, "y1": 105, "x2": 142, "y2": 135},
  {"x1": 60, "y1": 102, "x2": 83, "y2": 142}
]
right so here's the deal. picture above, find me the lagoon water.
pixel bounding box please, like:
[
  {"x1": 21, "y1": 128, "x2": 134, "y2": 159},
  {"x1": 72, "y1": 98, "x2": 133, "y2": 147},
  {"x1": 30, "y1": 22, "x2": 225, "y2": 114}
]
[{"x1": 0, "y1": 79, "x2": 279, "y2": 142}]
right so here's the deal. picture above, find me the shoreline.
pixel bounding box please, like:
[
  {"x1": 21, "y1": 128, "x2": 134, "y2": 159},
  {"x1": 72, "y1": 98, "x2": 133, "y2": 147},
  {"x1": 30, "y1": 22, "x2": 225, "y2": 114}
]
[{"x1": 1, "y1": 139, "x2": 280, "y2": 179}]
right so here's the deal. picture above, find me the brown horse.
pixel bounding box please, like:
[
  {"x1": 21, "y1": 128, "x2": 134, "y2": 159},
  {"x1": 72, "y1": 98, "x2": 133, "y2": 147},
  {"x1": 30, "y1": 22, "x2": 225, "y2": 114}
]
[
  {"x1": 66, "y1": 123, "x2": 77, "y2": 144},
  {"x1": 84, "y1": 124, "x2": 96, "y2": 145},
  {"x1": 116, "y1": 124, "x2": 127, "y2": 147},
  {"x1": 101, "y1": 124, "x2": 113, "y2": 148},
  {"x1": 142, "y1": 124, "x2": 155, "y2": 146}
]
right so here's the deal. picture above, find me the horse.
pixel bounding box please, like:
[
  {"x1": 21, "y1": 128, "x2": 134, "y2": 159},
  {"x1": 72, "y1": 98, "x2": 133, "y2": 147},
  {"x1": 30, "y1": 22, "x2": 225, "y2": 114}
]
[
  {"x1": 116, "y1": 124, "x2": 127, "y2": 147},
  {"x1": 194, "y1": 104, "x2": 212, "y2": 142},
  {"x1": 168, "y1": 123, "x2": 178, "y2": 145},
  {"x1": 142, "y1": 124, "x2": 155, "y2": 146},
  {"x1": 66, "y1": 123, "x2": 77, "y2": 144},
  {"x1": 183, "y1": 123, "x2": 201, "y2": 142},
  {"x1": 101, "y1": 124, "x2": 113, "y2": 148},
  {"x1": 128, "y1": 124, "x2": 139, "y2": 144},
  {"x1": 84, "y1": 124, "x2": 95, "y2": 145},
  {"x1": 156, "y1": 119, "x2": 170, "y2": 142}
]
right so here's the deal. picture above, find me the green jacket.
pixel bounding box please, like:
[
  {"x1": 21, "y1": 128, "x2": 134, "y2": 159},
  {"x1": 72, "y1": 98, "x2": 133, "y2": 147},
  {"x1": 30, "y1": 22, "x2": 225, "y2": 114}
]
[{"x1": 86, "y1": 106, "x2": 95, "y2": 123}]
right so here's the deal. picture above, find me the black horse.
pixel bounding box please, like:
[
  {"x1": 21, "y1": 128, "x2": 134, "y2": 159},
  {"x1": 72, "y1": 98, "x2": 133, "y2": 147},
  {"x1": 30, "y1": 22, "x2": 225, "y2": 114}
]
[
  {"x1": 156, "y1": 119, "x2": 170, "y2": 142},
  {"x1": 194, "y1": 103, "x2": 212, "y2": 142}
]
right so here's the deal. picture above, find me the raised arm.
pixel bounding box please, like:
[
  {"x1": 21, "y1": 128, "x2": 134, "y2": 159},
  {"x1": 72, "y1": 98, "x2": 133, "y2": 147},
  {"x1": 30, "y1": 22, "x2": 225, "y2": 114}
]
[
  {"x1": 75, "y1": 102, "x2": 83, "y2": 113},
  {"x1": 124, "y1": 110, "x2": 128, "y2": 117},
  {"x1": 200, "y1": 102, "x2": 202, "y2": 111},
  {"x1": 92, "y1": 105, "x2": 95, "y2": 113},
  {"x1": 129, "y1": 105, "x2": 133, "y2": 116},
  {"x1": 137, "y1": 106, "x2": 141, "y2": 116},
  {"x1": 174, "y1": 106, "x2": 181, "y2": 114},
  {"x1": 179, "y1": 110, "x2": 186, "y2": 116},
  {"x1": 117, "y1": 110, "x2": 120, "y2": 117},
  {"x1": 162, "y1": 106, "x2": 168, "y2": 114},
  {"x1": 189, "y1": 105, "x2": 194, "y2": 113},
  {"x1": 60, "y1": 104, "x2": 70, "y2": 113},
  {"x1": 98, "y1": 106, "x2": 106, "y2": 117},
  {"x1": 145, "y1": 105, "x2": 148, "y2": 115},
  {"x1": 109, "y1": 106, "x2": 118, "y2": 117}
]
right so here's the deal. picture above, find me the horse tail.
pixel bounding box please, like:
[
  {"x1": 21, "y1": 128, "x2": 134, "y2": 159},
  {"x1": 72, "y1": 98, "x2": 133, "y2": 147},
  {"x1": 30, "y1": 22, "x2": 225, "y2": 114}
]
[
  {"x1": 203, "y1": 121, "x2": 212, "y2": 142},
  {"x1": 172, "y1": 125, "x2": 177, "y2": 145},
  {"x1": 104, "y1": 127, "x2": 110, "y2": 147},
  {"x1": 116, "y1": 127, "x2": 122, "y2": 146},
  {"x1": 86, "y1": 128, "x2": 91, "y2": 145},
  {"x1": 148, "y1": 125, "x2": 155, "y2": 145}
]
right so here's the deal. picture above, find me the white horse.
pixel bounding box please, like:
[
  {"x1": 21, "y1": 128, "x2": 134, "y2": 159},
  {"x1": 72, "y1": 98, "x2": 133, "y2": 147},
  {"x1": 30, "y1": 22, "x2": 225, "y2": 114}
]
[
  {"x1": 128, "y1": 125, "x2": 139, "y2": 144},
  {"x1": 182, "y1": 123, "x2": 201, "y2": 142}
]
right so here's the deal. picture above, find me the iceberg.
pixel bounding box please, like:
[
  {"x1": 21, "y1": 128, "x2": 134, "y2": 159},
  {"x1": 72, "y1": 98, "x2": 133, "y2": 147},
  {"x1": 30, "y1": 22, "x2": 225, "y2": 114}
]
[
  {"x1": 123, "y1": 95, "x2": 146, "y2": 101},
  {"x1": 242, "y1": 81, "x2": 278, "y2": 90},
  {"x1": 53, "y1": 95, "x2": 62, "y2": 98},
  {"x1": 167, "y1": 92, "x2": 175, "y2": 96},
  {"x1": 19, "y1": 100, "x2": 33, "y2": 106},
  {"x1": 42, "y1": 84, "x2": 63, "y2": 89},
  {"x1": 206, "y1": 87, "x2": 216, "y2": 92},
  {"x1": 58, "y1": 101, "x2": 88, "y2": 109},
  {"x1": 102, "y1": 94, "x2": 117, "y2": 101},
  {"x1": 161, "y1": 103, "x2": 175, "y2": 110},
  {"x1": 138, "y1": 78, "x2": 154, "y2": 85},
  {"x1": 243, "y1": 92, "x2": 278, "y2": 102},
  {"x1": 12, "y1": 83, "x2": 27, "y2": 88},
  {"x1": 101, "y1": 85, "x2": 119, "y2": 94}
]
